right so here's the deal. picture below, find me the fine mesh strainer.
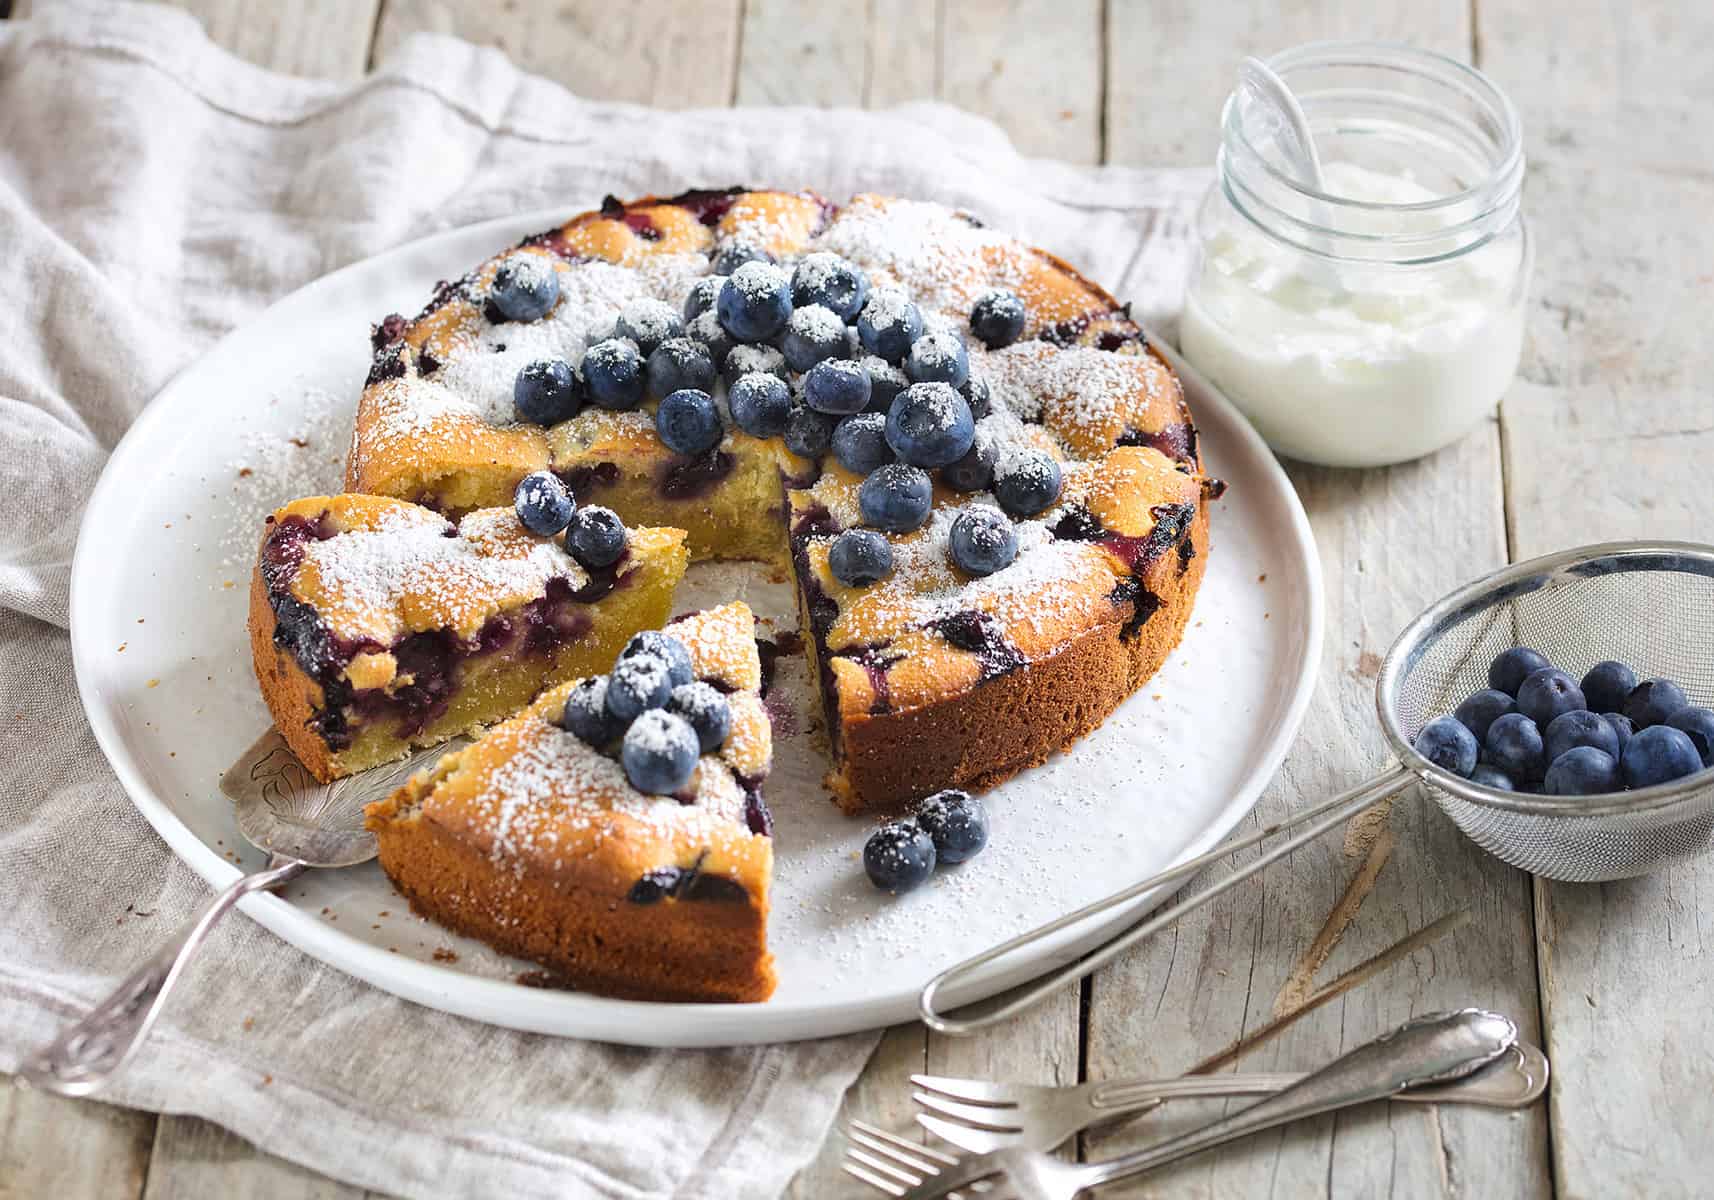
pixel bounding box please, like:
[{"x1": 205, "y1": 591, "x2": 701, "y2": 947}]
[{"x1": 922, "y1": 541, "x2": 1714, "y2": 1035}]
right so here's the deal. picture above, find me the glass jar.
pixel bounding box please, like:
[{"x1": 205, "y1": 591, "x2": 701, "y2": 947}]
[{"x1": 1179, "y1": 42, "x2": 1530, "y2": 468}]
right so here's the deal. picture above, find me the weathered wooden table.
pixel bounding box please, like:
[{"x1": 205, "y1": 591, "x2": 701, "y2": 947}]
[{"x1": 5, "y1": 0, "x2": 1711, "y2": 1195}]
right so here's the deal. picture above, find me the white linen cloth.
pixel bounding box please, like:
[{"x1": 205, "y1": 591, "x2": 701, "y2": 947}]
[{"x1": 0, "y1": 3, "x2": 1207, "y2": 1196}]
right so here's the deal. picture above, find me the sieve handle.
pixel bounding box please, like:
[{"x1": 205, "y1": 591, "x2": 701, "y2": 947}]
[{"x1": 919, "y1": 764, "x2": 1416, "y2": 1035}]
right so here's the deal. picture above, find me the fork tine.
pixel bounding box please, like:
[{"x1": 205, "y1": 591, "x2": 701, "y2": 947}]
[
  {"x1": 912, "y1": 1091, "x2": 1028, "y2": 1132},
  {"x1": 841, "y1": 1159, "x2": 909, "y2": 1197},
  {"x1": 846, "y1": 1145, "x2": 925, "y2": 1186},
  {"x1": 914, "y1": 1111, "x2": 1006, "y2": 1155},
  {"x1": 908, "y1": 1073, "x2": 1018, "y2": 1107},
  {"x1": 849, "y1": 1119, "x2": 963, "y2": 1166}
]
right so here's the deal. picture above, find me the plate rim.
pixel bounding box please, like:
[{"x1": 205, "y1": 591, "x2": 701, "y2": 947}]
[{"x1": 68, "y1": 207, "x2": 1324, "y2": 1047}]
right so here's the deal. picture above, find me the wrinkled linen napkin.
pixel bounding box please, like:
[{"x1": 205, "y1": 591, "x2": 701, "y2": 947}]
[{"x1": 0, "y1": 3, "x2": 1207, "y2": 1196}]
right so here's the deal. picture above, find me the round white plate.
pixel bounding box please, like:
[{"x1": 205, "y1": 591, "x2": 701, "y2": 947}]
[{"x1": 70, "y1": 209, "x2": 1322, "y2": 1047}]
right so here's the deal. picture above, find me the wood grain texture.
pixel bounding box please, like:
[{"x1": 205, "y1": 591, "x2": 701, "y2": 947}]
[
  {"x1": 0, "y1": 1076, "x2": 153, "y2": 1200},
  {"x1": 942, "y1": 0, "x2": 1102, "y2": 163}
]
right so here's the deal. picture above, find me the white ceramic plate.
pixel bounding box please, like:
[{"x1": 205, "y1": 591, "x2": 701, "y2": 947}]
[{"x1": 69, "y1": 209, "x2": 1322, "y2": 1047}]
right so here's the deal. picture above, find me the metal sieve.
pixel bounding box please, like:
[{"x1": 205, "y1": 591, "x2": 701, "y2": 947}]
[{"x1": 922, "y1": 540, "x2": 1714, "y2": 1034}]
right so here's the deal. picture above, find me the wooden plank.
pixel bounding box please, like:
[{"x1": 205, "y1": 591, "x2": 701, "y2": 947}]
[
  {"x1": 735, "y1": 0, "x2": 865, "y2": 107},
  {"x1": 0, "y1": 1075, "x2": 154, "y2": 1200},
  {"x1": 941, "y1": 0, "x2": 1102, "y2": 163},
  {"x1": 863, "y1": 0, "x2": 938, "y2": 108},
  {"x1": 138, "y1": 1116, "x2": 372, "y2": 1200},
  {"x1": 374, "y1": 0, "x2": 743, "y2": 108}
]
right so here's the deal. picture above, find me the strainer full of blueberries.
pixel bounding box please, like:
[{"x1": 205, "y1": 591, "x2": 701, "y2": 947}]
[{"x1": 922, "y1": 540, "x2": 1714, "y2": 1034}]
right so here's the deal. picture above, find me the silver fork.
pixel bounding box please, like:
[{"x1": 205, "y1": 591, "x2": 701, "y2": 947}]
[
  {"x1": 910, "y1": 1041, "x2": 1550, "y2": 1154},
  {"x1": 843, "y1": 1008, "x2": 1517, "y2": 1199}
]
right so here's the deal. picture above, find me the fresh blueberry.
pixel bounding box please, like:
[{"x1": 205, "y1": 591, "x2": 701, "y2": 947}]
[
  {"x1": 1414, "y1": 715, "x2": 1478, "y2": 777},
  {"x1": 581, "y1": 338, "x2": 645, "y2": 410},
  {"x1": 960, "y1": 375, "x2": 993, "y2": 420},
  {"x1": 886, "y1": 382, "x2": 975, "y2": 468},
  {"x1": 615, "y1": 299, "x2": 683, "y2": 356},
  {"x1": 729, "y1": 372, "x2": 793, "y2": 438},
  {"x1": 655, "y1": 388, "x2": 724, "y2": 455},
  {"x1": 512, "y1": 470, "x2": 575, "y2": 536},
  {"x1": 863, "y1": 820, "x2": 936, "y2": 894},
  {"x1": 941, "y1": 438, "x2": 997, "y2": 493},
  {"x1": 1488, "y1": 646, "x2": 1552, "y2": 696},
  {"x1": 862, "y1": 357, "x2": 909, "y2": 414},
  {"x1": 683, "y1": 275, "x2": 727, "y2": 323},
  {"x1": 620, "y1": 630, "x2": 694, "y2": 688},
  {"x1": 828, "y1": 528, "x2": 894, "y2": 586},
  {"x1": 513, "y1": 357, "x2": 583, "y2": 426},
  {"x1": 1580, "y1": 660, "x2": 1638, "y2": 715},
  {"x1": 717, "y1": 262, "x2": 794, "y2": 343},
  {"x1": 949, "y1": 506, "x2": 1018, "y2": 577},
  {"x1": 905, "y1": 329, "x2": 970, "y2": 389},
  {"x1": 970, "y1": 289, "x2": 1027, "y2": 349},
  {"x1": 605, "y1": 653, "x2": 674, "y2": 723},
  {"x1": 1453, "y1": 688, "x2": 1517, "y2": 743},
  {"x1": 667, "y1": 681, "x2": 732, "y2": 753},
  {"x1": 712, "y1": 240, "x2": 772, "y2": 276},
  {"x1": 1620, "y1": 724, "x2": 1705, "y2": 788},
  {"x1": 560, "y1": 676, "x2": 621, "y2": 746},
  {"x1": 1603, "y1": 712, "x2": 1635, "y2": 754},
  {"x1": 1623, "y1": 677, "x2": 1691, "y2": 728},
  {"x1": 992, "y1": 448, "x2": 1063, "y2": 517},
  {"x1": 685, "y1": 308, "x2": 734, "y2": 366},
  {"x1": 1469, "y1": 764, "x2": 1515, "y2": 791},
  {"x1": 1545, "y1": 746, "x2": 1620, "y2": 796},
  {"x1": 803, "y1": 359, "x2": 873, "y2": 416},
  {"x1": 1545, "y1": 709, "x2": 1620, "y2": 764},
  {"x1": 621, "y1": 709, "x2": 701, "y2": 794},
  {"x1": 645, "y1": 337, "x2": 716, "y2": 399},
  {"x1": 489, "y1": 253, "x2": 559, "y2": 322},
  {"x1": 1666, "y1": 707, "x2": 1714, "y2": 767},
  {"x1": 857, "y1": 289, "x2": 925, "y2": 362},
  {"x1": 781, "y1": 304, "x2": 850, "y2": 372},
  {"x1": 564, "y1": 505, "x2": 628, "y2": 569},
  {"x1": 723, "y1": 342, "x2": 788, "y2": 387},
  {"x1": 832, "y1": 413, "x2": 895, "y2": 476},
  {"x1": 858, "y1": 463, "x2": 934, "y2": 532},
  {"x1": 1486, "y1": 712, "x2": 1547, "y2": 781},
  {"x1": 1516, "y1": 667, "x2": 1586, "y2": 727},
  {"x1": 791, "y1": 252, "x2": 870, "y2": 321},
  {"x1": 783, "y1": 406, "x2": 838, "y2": 458},
  {"x1": 914, "y1": 790, "x2": 989, "y2": 863}
]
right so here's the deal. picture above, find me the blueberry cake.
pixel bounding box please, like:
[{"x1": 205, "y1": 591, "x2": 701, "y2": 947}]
[
  {"x1": 364, "y1": 602, "x2": 775, "y2": 1002},
  {"x1": 248, "y1": 493, "x2": 688, "y2": 781},
  {"x1": 347, "y1": 188, "x2": 1219, "y2": 812}
]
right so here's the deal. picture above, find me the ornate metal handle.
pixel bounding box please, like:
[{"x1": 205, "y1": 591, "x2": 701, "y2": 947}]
[{"x1": 20, "y1": 858, "x2": 305, "y2": 1097}]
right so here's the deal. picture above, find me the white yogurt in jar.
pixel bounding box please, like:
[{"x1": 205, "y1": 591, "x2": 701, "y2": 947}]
[{"x1": 1180, "y1": 161, "x2": 1529, "y2": 468}]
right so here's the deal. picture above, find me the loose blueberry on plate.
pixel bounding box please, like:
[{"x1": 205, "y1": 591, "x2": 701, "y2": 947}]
[
  {"x1": 858, "y1": 463, "x2": 934, "y2": 532},
  {"x1": 712, "y1": 240, "x2": 772, "y2": 275},
  {"x1": 915, "y1": 790, "x2": 989, "y2": 863},
  {"x1": 1602, "y1": 712, "x2": 1635, "y2": 753},
  {"x1": 655, "y1": 388, "x2": 724, "y2": 455},
  {"x1": 941, "y1": 437, "x2": 997, "y2": 493},
  {"x1": 1580, "y1": 660, "x2": 1638, "y2": 715},
  {"x1": 949, "y1": 505, "x2": 1018, "y2": 578},
  {"x1": 828, "y1": 528, "x2": 894, "y2": 587},
  {"x1": 621, "y1": 709, "x2": 701, "y2": 794},
  {"x1": 857, "y1": 288, "x2": 925, "y2": 362},
  {"x1": 1516, "y1": 667, "x2": 1586, "y2": 727},
  {"x1": 565, "y1": 505, "x2": 628, "y2": 569},
  {"x1": 582, "y1": 338, "x2": 645, "y2": 410},
  {"x1": 970, "y1": 288, "x2": 1027, "y2": 349},
  {"x1": 781, "y1": 304, "x2": 850, "y2": 372},
  {"x1": 905, "y1": 329, "x2": 970, "y2": 389},
  {"x1": 960, "y1": 375, "x2": 993, "y2": 421},
  {"x1": 886, "y1": 382, "x2": 975, "y2": 468},
  {"x1": 1453, "y1": 688, "x2": 1517, "y2": 743},
  {"x1": 1469, "y1": 764, "x2": 1515, "y2": 791},
  {"x1": 1544, "y1": 746, "x2": 1620, "y2": 796},
  {"x1": 683, "y1": 275, "x2": 726, "y2": 322},
  {"x1": 513, "y1": 470, "x2": 576, "y2": 536},
  {"x1": 1414, "y1": 715, "x2": 1478, "y2": 777},
  {"x1": 803, "y1": 358, "x2": 872, "y2": 415},
  {"x1": 645, "y1": 337, "x2": 716, "y2": 399},
  {"x1": 832, "y1": 412, "x2": 895, "y2": 476},
  {"x1": 513, "y1": 357, "x2": 582, "y2": 426},
  {"x1": 783, "y1": 406, "x2": 838, "y2": 458},
  {"x1": 791, "y1": 252, "x2": 870, "y2": 321},
  {"x1": 606, "y1": 653, "x2": 675, "y2": 723},
  {"x1": 561, "y1": 676, "x2": 621, "y2": 746},
  {"x1": 620, "y1": 630, "x2": 695, "y2": 688},
  {"x1": 717, "y1": 261, "x2": 794, "y2": 342},
  {"x1": 992, "y1": 448, "x2": 1063, "y2": 517},
  {"x1": 489, "y1": 253, "x2": 560, "y2": 322},
  {"x1": 729, "y1": 372, "x2": 793, "y2": 438},
  {"x1": 863, "y1": 820, "x2": 937, "y2": 894},
  {"x1": 863, "y1": 357, "x2": 910, "y2": 415},
  {"x1": 722, "y1": 342, "x2": 788, "y2": 387},
  {"x1": 1544, "y1": 709, "x2": 1621, "y2": 764},
  {"x1": 615, "y1": 299, "x2": 683, "y2": 356},
  {"x1": 667, "y1": 681, "x2": 732, "y2": 753},
  {"x1": 1620, "y1": 724, "x2": 1704, "y2": 788},
  {"x1": 1623, "y1": 677, "x2": 1691, "y2": 728},
  {"x1": 1666, "y1": 707, "x2": 1714, "y2": 767},
  {"x1": 686, "y1": 308, "x2": 734, "y2": 366},
  {"x1": 1486, "y1": 712, "x2": 1547, "y2": 781},
  {"x1": 1488, "y1": 646, "x2": 1552, "y2": 696}
]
